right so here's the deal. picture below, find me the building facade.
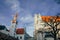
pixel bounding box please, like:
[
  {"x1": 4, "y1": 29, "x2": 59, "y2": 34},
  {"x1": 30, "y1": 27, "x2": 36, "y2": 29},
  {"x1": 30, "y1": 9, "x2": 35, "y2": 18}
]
[
  {"x1": 16, "y1": 28, "x2": 25, "y2": 40},
  {"x1": 34, "y1": 14, "x2": 45, "y2": 40},
  {"x1": 34, "y1": 13, "x2": 60, "y2": 40}
]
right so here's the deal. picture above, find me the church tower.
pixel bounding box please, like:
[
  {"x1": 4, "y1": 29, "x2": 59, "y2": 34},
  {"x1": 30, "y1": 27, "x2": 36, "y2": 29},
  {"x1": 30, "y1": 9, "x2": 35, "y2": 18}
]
[
  {"x1": 34, "y1": 13, "x2": 45, "y2": 40},
  {"x1": 34, "y1": 13, "x2": 45, "y2": 30},
  {"x1": 10, "y1": 13, "x2": 18, "y2": 37}
]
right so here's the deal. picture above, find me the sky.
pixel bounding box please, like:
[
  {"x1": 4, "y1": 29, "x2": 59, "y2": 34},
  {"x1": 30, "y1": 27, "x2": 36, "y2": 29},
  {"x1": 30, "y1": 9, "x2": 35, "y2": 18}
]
[{"x1": 0, "y1": 0, "x2": 60, "y2": 37}]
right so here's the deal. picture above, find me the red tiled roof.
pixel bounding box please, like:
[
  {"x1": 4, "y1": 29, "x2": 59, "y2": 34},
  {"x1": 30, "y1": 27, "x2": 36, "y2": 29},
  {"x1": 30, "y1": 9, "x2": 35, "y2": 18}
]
[
  {"x1": 16, "y1": 28, "x2": 24, "y2": 34},
  {"x1": 41, "y1": 16, "x2": 60, "y2": 22}
]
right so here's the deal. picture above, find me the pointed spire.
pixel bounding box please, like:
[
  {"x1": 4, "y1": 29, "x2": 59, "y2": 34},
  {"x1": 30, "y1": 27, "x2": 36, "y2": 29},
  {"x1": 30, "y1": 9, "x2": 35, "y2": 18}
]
[
  {"x1": 12, "y1": 12, "x2": 18, "y2": 23},
  {"x1": 14, "y1": 12, "x2": 18, "y2": 21}
]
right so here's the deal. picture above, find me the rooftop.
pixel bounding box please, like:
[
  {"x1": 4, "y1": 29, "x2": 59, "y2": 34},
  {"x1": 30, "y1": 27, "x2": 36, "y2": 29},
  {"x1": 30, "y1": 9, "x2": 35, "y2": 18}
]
[
  {"x1": 16, "y1": 28, "x2": 24, "y2": 34},
  {"x1": 41, "y1": 16, "x2": 60, "y2": 22}
]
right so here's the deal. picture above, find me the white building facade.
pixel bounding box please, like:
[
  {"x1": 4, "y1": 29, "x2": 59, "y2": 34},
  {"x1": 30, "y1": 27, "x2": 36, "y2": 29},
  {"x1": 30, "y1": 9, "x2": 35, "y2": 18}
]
[
  {"x1": 16, "y1": 34, "x2": 25, "y2": 40},
  {"x1": 34, "y1": 14, "x2": 54, "y2": 40},
  {"x1": 34, "y1": 14, "x2": 45, "y2": 40},
  {"x1": 16, "y1": 28, "x2": 25, "y2": 40}
]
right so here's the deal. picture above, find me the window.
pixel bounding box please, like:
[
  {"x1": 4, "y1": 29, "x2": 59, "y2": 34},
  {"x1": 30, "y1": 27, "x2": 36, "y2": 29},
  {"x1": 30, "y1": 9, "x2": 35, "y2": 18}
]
[
  {"x1": 45, "y1": 39, "x2": 47, "y2": 40},
  {"x1": 17, "y1": 37, "x2": 19, "y2": 39},
  {"x1": 20, "y1": 36, "x2": 22, "y2": 39}
]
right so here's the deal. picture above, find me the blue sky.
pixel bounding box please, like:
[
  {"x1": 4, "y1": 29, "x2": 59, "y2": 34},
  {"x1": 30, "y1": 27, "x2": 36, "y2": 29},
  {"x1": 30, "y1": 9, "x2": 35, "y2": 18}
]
[{"x1": 0, "y1": 0, "x2": 60, "y2": 37}]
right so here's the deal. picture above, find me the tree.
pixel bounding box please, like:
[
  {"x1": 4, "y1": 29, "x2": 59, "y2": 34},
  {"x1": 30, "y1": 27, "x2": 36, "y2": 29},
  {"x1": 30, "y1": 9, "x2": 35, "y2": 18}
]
[{"x1": 42, "y1": 16, "x2": 60, "y2": 40}]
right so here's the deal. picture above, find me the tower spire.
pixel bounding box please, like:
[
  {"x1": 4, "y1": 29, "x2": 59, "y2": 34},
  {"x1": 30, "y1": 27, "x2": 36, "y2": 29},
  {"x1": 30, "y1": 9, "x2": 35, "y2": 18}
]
[
  {"x1": 10, "y1": 12, "x2": 18, "y2": 37},
  {"x1": 12, "y1": 12, "x2": 18, "y2": 23}
]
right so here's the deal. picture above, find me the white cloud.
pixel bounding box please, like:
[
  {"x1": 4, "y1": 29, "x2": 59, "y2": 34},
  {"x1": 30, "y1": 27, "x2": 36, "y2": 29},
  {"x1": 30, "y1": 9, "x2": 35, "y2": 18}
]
[
  {"x1": 20, "y1": 14, "x2": 34, "y2": 23},
  {"x1": 19, "y1": 14, "x2": 34, "y2": 37},
  {"x1": 26, "y1": 23, "x2": 34, "y2": 37},
  {"x1": 5, "y1": 0, "x2": 21, "y2": 12}
]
